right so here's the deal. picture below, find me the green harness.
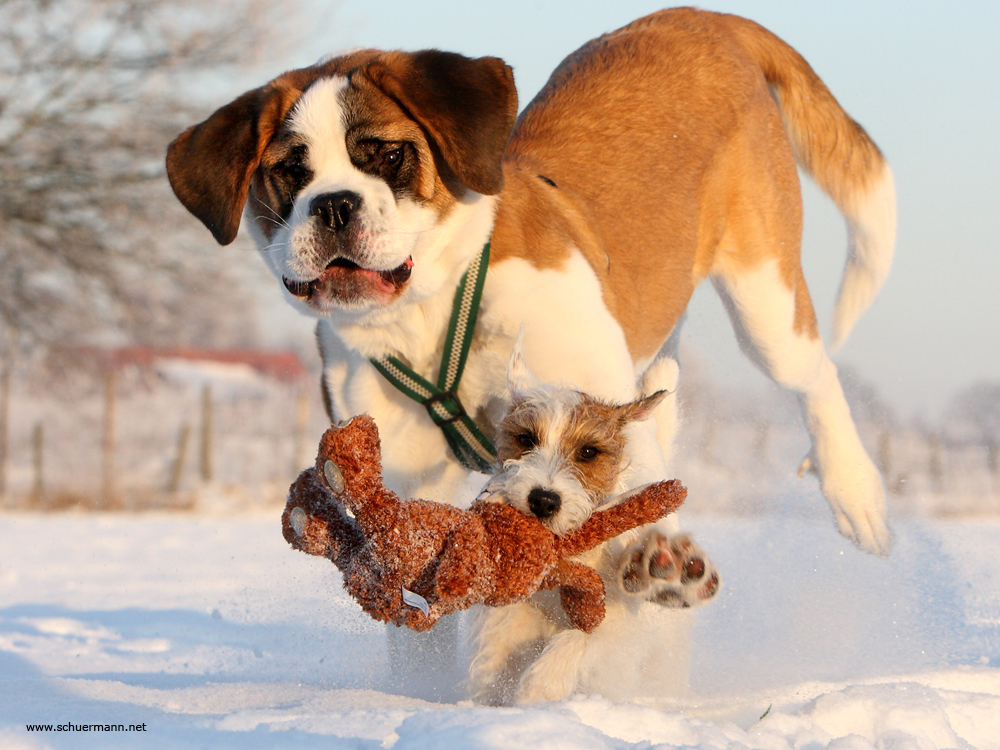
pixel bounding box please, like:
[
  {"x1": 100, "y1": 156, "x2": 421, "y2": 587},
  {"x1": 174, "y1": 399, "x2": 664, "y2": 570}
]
[{"x1": 369, "y1": 242, "x2": 498, "y2": 473}]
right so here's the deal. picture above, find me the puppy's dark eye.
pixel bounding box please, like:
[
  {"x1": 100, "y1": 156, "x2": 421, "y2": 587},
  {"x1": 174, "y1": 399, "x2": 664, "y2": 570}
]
[
  {"x1": 577, "y1": 445, "x2": 600, "y2": 462},
  {"x1": 385, "y1": 147, "x2": 402, "y2": 166},
  {"x1": 274, "y1": 147, "x2": 310, "y2": 184},
  {"x1": 283, "y1": 161, "x2": 308, "y2": 181},
  {"x1": 516, "y1": 433, "x2": 535, "y2": 450}
]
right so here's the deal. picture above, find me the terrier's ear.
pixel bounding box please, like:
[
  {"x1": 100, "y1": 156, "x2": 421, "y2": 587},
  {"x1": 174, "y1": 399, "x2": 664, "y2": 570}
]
[
  {"x1": 618, "y1": 389, "x2": 669, "y2": 423},
  {"x1": 506, "y1": 328, "x2": 541, "y2": 401}
]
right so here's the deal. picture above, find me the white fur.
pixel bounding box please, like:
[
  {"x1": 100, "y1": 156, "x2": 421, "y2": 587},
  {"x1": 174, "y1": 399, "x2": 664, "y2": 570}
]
[
  {"x1": 470, "y1": 576, "x2": 695, "y2": 704},
  {"x1": 479, "y1": 252, "x2": 638, "y2": 403},
  {"x1": 466, "y1": 349, "x2": 695, "y2": 703},
  {"x1": 833, "y1": 164, "x2": 897, "y2": 349},
  {"x1": 713, "y1": 258, "x2": 891, "y2": 553},
  {"x1": 248, "y1": 78, "x2": 708, "y2": 703}
]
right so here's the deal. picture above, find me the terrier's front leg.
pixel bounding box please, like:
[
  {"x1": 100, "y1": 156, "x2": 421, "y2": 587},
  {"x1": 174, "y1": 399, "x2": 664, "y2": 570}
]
[
  {"x1": 515, "y1": 627, "x2": 588, "y2": 704},
  {"x1": 618, "y1": 530, "x2": 720, "y2": 608},
  {"x1": 468, "y1": 602, "x2": 557, "y2": 705}
]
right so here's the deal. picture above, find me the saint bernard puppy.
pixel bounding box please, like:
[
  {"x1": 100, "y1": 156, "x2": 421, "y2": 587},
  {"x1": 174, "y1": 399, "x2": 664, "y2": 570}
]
[{"x1": 167, "y1": 7, "x2": 895, "y2": 699}]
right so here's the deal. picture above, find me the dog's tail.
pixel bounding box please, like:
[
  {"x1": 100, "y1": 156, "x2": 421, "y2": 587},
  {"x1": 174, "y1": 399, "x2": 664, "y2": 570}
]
[{"x1": 725, "y1": 15, "x2": 896, "y2": 349}]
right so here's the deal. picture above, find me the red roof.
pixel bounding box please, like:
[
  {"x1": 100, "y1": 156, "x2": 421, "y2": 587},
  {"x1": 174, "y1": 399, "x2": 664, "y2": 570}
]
[{"x1": 101, "y1": 347, "x2": 309, "y2": 383}]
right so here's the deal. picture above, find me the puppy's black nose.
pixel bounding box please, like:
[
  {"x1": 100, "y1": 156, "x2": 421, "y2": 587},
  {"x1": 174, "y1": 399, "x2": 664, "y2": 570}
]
[
  {"x1": 528, "y1": 488, "x2": 561, "y2": 519},
  {"x1": 310, "y1": 191, "x2": 361, "y2": 231}
]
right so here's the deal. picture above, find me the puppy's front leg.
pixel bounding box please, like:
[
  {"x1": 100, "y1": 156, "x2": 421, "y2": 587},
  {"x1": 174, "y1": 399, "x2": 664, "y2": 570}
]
[
  {"x1": 515, "y1": 627, "x2": 588, "y2": 704},
  {"x1": 468, "y1": 602, "x2": 556, "y2": 705}
]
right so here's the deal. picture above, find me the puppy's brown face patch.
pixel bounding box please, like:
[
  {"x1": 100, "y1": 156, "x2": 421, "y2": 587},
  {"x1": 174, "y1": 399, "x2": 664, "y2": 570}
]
[
  {"x1": 169, "y1": 48, "x2": 515, "y2": 319},
  {"x1": 246, "y1": 75, "x2": 444, "y2": 314},
  {"x1": 339, "y1": 71, "x2": 455, "y2": 211},
  {"x1": 554, "y1": 400, "x2": 630, "y2": 503},
  {"x1": 495, "y1": 390, "x2": 637, "y2": 534},
  {"x1": 251, "y1": 130, "x2": 314, "y2": 236}
]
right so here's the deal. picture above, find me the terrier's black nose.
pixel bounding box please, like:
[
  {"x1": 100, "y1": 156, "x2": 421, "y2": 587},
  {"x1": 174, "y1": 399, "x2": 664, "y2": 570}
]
[
  {"x1": 527, "y1": 488, "x2": 561, "y2": 519},
  {"x1": 309, "y1": 191, "x2": 361, "y2": 231}
]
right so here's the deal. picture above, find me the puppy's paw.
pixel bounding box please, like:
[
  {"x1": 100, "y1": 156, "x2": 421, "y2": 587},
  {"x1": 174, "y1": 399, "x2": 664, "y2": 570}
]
[{"x1": 618, "y1": 531, "x2": 720, "y2": 608}]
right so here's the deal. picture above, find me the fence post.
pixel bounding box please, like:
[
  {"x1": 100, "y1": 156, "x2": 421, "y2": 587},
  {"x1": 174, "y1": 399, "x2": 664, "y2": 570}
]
[
  {"x1": 200, "y1": 384, "x2": 213, "y2": 483},
  {"x1": 988, "y1": 438, "x2": 998, "y2": 497},
  {"x1": 31, "y1": 422, "x2": 44, "y2": 503},
  {"x1": 168, "y1": 422, "x2": 191, "y2": 493},
  {"x1": 877, "y1": 429, "x2": 893, "y2": 490},
  {"x1": 0, "y1": 344, "x2": 10, "y2": 500},
  {"x1": 292, "y1": 387, "x2": 310, "y2": 475},
  {"x1": 928, "y1": 433, "x2": 944, "y2": 493},
  {"x1": 102, "y1": 368, "x2": 117, "y2": 506},
  {"x1": 753, "y1": 419, "x2": 770, "y2": 469}
]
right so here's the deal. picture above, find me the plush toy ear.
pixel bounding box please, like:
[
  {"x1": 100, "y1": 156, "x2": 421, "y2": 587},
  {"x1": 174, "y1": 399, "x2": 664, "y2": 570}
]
[
  {"x1": 506, "y1": 328, "x2": 541, "y2": 401},
  {"x1": 165, "y1": 73, "x2": 312, "y2": 245},
  {"x1": 618, "y1": 390, "x2": 669, "y2": 423},
  {"x1": 365, "y1": 50, "x2": 518, "y2": 196}
]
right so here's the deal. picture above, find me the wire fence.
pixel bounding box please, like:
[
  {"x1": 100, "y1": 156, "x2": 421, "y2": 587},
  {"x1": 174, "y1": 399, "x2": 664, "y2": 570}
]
[
  {"x1": 0, "y1": 352, "x2": 327, "y2": 512},
  {"x1": 1, "y1": 351, "x2": 997, "y2": 516}
]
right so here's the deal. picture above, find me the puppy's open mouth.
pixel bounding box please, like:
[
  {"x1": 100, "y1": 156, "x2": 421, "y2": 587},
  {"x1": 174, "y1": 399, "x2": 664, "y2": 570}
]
[{"x1": 282, "y1": 256, "x2": 413, "y2": 299}]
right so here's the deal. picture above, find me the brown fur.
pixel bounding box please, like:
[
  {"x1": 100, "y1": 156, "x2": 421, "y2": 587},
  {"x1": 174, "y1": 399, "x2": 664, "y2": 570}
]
[
  {"x1": 282, "y1": 414, "x2": 686, "y2": 633},
  {"x1": 495, "y1": 392, "x2": 664, "y2": 508},
  {"x1": 166, "y1": 8, "x2": 885, "y2": 372},
  {"x1": 167, "y1": 49, "x2": 516, "y2": 245}
]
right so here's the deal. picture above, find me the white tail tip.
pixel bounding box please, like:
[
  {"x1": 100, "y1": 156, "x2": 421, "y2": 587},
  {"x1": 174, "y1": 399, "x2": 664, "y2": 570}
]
[{"x1": 831, "y1": 165, "x2": 896, "y2": 349}]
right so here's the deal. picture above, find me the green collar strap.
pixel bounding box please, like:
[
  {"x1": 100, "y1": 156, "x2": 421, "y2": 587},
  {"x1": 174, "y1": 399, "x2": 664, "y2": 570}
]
[{"x1": 370, "y1": 242, "x2": 498, "y2": 473}]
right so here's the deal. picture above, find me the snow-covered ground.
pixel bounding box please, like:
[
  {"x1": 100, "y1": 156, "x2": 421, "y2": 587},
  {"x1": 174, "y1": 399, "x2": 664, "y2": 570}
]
[{"x1": 2, "y1": 499, "x2": 999, "y2": 749}]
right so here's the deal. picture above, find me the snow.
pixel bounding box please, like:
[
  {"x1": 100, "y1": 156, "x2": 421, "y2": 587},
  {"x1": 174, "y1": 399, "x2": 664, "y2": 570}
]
[{"x1": 2, "y1": 508, "x2": 1000, "y2": 749}]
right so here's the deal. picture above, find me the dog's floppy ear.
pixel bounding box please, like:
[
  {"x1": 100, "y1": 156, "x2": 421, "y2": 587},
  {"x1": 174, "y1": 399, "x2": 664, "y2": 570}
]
[
  {"x1": 366, "y1": 50, "x2": 517, "y2": 196},
  {"x1": 618, "y1": 390, "x2": 669, "y2": 423},
  {"x1": 166, "y1": 76, "x2": 309, "y2": 245}
]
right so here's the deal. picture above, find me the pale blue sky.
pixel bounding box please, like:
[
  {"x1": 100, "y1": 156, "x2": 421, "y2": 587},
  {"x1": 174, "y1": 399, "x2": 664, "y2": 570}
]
[{"x1": 261, "y1": 1, "x2": 999, "y2": 417}]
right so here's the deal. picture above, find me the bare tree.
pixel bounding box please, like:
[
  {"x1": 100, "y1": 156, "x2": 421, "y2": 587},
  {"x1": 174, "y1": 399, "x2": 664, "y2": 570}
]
[
  {"x1": 947, "y1": 382, "x2": 1000, "y2": 441},
  {"x1": 945, "y1": 382, "x2": 1000, "y2": 492},
  {"x1": 0, "y1": 0, "x2": 302, "y2": 351}
]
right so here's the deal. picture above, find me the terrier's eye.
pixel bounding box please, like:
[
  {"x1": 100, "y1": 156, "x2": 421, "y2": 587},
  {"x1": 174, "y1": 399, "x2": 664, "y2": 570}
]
[
  {"x1": 578, "y1": 445, "x2": 600, "y2": 462},
  {"x1": 516, "y1": 433, "x2": 535, "y2": 450}
]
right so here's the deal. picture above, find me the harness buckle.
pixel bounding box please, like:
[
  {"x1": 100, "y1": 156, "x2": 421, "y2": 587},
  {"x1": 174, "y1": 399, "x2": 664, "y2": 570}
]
[{"x1": 422, "y1": 390, "x2": 467, "y2": 425}]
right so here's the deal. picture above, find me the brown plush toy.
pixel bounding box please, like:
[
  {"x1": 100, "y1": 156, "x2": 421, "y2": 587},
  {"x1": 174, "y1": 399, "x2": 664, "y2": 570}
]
[{"x1": 282, "y1": 414, "x2": 686, "y2": 633}]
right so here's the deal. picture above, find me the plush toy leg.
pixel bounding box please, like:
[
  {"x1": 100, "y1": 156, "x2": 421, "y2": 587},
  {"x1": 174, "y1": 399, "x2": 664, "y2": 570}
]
[
  {"x1": 555, "y1": 560, "x2": 606, "y2": 633},
  {"x1": 283, "y1": 470, "x2": 364, "y2": 566}
]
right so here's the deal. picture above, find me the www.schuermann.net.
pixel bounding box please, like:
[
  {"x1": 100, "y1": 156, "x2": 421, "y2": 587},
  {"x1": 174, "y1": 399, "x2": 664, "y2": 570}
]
[{"x1": 26, "y1": 722, "x2": 147, "y2": 733}]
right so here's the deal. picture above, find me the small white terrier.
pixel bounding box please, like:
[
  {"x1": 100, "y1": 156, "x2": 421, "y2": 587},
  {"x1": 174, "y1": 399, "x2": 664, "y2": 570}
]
[{"x1": 468, "y1": 346, "x2": 720, "y2": 704}]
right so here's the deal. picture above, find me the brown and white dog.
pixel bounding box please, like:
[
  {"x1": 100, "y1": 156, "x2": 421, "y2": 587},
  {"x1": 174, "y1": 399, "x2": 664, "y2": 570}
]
[
  {"x1": 466, "y1": 341, "x2": 720, "y2": 703},
  {"x1": 167, "y1": 7, "x2": 895, "y2": 696}
]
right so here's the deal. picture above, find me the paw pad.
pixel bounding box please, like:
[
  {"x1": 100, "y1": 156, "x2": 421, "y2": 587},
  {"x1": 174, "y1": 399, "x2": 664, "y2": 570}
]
[
  {"x1": 681, "y1": 557, "x2": 705, "y2": 583},
  {"x1": 622, "y1": 549, "x2": 647, "y2": 593},
  {"x1": 619, "y1": 530, "x2": 721, "y2": 609},
  {"x1": 649, "y1": 545, "x2": 676, "y2": 579}
]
